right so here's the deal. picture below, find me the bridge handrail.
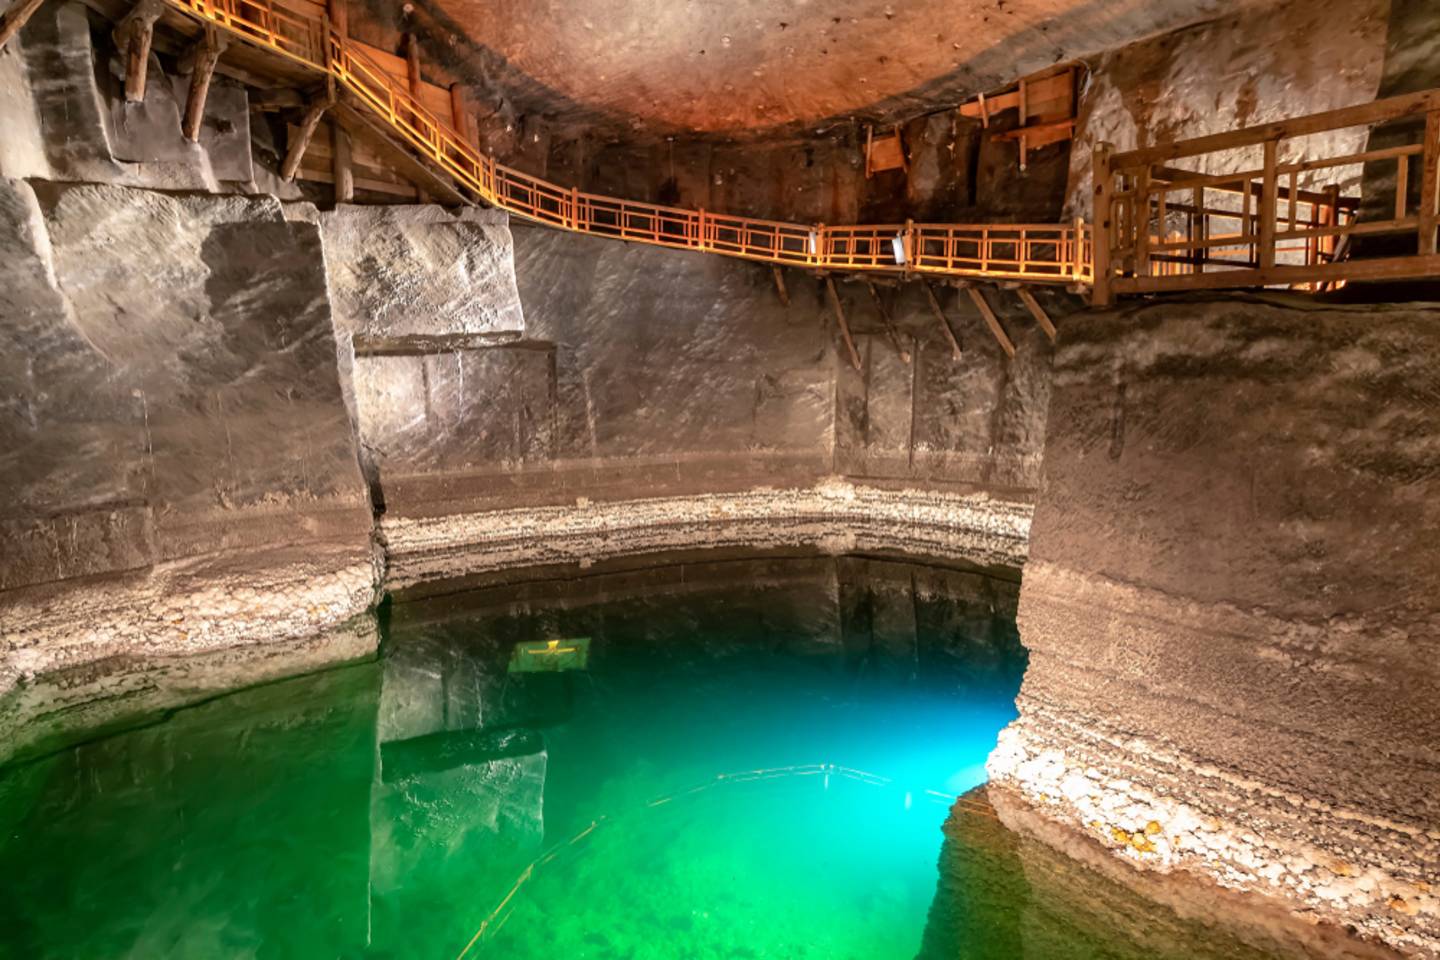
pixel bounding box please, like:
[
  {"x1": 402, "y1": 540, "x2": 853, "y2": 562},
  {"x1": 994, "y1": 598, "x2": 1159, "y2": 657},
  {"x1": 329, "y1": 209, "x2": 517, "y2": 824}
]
[{"x1": 164, "y1": 0, "x2": 1090, "y2": 284}]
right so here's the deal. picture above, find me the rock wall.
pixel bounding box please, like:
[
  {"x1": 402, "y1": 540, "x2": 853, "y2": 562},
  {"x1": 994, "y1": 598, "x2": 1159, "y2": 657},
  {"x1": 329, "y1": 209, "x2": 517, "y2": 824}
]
[
  {"x1": 1065, "y1": 0, "x2": 1388, "y2": 217},
  {"x1": 0, "y1": 178, "x2": 377, "y2": 698},
  {"x1": 363, "y1": 222, "x2": 1059, "y2": 523},
  {"x1": 989, "y1": 295, "x2": 1440, "y2": 958}
]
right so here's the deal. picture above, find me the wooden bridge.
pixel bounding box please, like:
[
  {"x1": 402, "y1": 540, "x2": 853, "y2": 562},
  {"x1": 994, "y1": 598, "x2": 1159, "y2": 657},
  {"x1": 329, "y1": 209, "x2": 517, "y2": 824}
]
[{"x1": 3, "y1": 0, "x2": 1439, "y2": 307}]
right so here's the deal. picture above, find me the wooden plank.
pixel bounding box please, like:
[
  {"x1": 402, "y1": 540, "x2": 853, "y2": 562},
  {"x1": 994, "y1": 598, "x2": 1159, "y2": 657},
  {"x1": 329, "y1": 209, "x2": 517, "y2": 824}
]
[
  {"x1": 1016, "y1": 288, "x2": 1057, "y2": 343},
  {"x1": 1114, "y1": 89, "x2": 1440, "y2": 168},
  {"x1": 326, "y1": 0, "x2": 346, "y2": 39},
  {"x1": 922, "y1": 281, "x2": 963, "y2": 359},
  {"x1": 825, "y1": 278, "x2": 863, "y2": 372},
  {"x1": 963, "y1": 284, "x2": 1015, "y2": 359},
  {"x1": 866, "y1": 282, "x2": 912, "y2": 364},
  {"x1": 0, "y1": 0, "x2": 47, "y2": 50},
  {"x1": 1112, "y1": 253, "x2": 1440, "y2": 294}
]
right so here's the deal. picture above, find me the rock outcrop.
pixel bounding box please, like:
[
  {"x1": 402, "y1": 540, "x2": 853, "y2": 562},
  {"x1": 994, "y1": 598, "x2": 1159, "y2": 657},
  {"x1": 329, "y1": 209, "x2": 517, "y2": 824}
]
[{"x1": 990, "y1": 295, "x2": 1440, "y2": 958}]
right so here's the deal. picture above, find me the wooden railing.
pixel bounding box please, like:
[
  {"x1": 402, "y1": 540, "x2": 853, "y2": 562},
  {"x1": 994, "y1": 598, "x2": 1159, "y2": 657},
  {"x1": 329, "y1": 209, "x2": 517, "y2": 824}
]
[
  {"x1": 1093, "y1": 89, "x2": 1440, "y2": 304},
  {"x1": 161, "y1": 0, "x2": 1090, "y2": 286}
]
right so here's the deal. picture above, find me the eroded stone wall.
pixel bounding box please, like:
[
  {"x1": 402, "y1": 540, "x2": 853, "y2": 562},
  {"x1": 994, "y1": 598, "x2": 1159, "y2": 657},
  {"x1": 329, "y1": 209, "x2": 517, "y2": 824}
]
[{"x1": 989, "y1": 295, "x2": 1440, "y2": 958}]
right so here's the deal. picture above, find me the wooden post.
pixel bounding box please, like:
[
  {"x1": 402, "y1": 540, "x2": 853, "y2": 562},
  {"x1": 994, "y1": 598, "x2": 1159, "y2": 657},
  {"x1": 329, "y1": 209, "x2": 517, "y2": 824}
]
[
  {"x1": 0, "y1": 0, "x2": 47, "y2": 51},
  {"x1": 449, "y1": 83, "x2": 474, "y2": 144},
  {"x1": 282, "y1": 91, "x2": 333, "y2": 182},
  {"x1": 963, "y1": 284, "x2": 1015, "y2": 359},
  {"x1": 1091, "y1": 142, "x2": 1114, "y2": 307},
  {"x1": 825, "y1": 278, "x2": 863, "y2": 372},
  {"x1": 1133, "y1": 165, "x2": 1152, "y2": 277},
  {"x1": 922, "y1": 282, "x2": 963, "y2": 359},
  {"x1": 181, "y1": 26, "x2": 227, "y2": 142},
  {"x1": 1015, "y1": 287, "x2": 1057, "y2": 343},
  {"x1": 1259, "y1": 138, "x2": 1279, "y2": 270},
  {"x1": 866, "y1": 282, "x2": 911, "y2": 364},
  {"x1": 332, "y1": 123, "x2": 353, "y2": 203},
  {"x1": 113, "y1": 0, "x2": 166, "y2": 103},
  {"x1": 771, "y1": 266, "x2": 790, "y2": 307},
  {"x1": 1420, "y1": 110, "x2": 1440, "y2": 256},
  {"x1": 326, "y1": 0, "x2": 347, "y2": 39},
  {"x1": 404, "y1": 32, "x2": 422, "y2": 98}
]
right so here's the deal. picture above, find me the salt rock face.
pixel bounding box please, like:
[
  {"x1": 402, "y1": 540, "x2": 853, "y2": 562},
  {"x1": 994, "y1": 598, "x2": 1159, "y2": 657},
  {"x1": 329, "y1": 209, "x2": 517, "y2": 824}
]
[
  {"x1": 995, "y1": 296, "x2": 1440, "y2": 957},
  {"x1": 316, "y1": 205, "x2": 524, "y2": 338},
  {"x1": 0, "y1": 178, "x2": 371, "y2": 590}
]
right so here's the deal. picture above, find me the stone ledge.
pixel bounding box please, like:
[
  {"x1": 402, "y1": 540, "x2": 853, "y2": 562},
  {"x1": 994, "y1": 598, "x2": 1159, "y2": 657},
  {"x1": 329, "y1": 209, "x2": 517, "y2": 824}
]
[{"x1": 379, "y1": 479, "x2": 1033, "y2": 590}]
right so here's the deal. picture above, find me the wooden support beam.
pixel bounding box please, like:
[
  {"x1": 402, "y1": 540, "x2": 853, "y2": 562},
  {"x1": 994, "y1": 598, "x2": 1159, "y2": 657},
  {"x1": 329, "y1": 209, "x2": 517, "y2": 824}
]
[
  {"x1": 332, "y1": 122, "x2": 353, "y2": 204},
  {"x1": 962, "y1": 284, "x2": 1015, "y2": 359},
  {"x1": 113, "y1": 0, "x2": 166, "y2": 103},
  {"x1": 865, "y1": 282, "x2": 911, "y2": 364},
  {"x1": 1258, "y1": 138, "x2": 1279, "y2": 270},
  {"x1": 326, "y1": 0, "x2": 347, "y2": 40},
  {"x1": 282, "y1": 89, "x2": 334, "y2": 182},
  {"x1": 0, "y1": 0, "x2": 46, "y2": 51},
  {"x1": 771, "y1": 265, "x2": 789, "y2": 307},
  {"x1": 825, "y1": 278, "x2": 863, "y2": 372},
  {"x1": 181, "y1": 26, "x2": 227, "y2": 142},
  {"x1": 1420, "y1": 110, "x2": 1440, "y2": 257},
  {"x1": 1015, "y1": 288, "x2": 1057, "y2": 343},
  {"x1": 403, "y1": 31, "x2": 422, "y2": 97},
  {"x1": 1091, "y1": 142, "x2": 1114, "y2": 307},
  {"x1": 922, "y1": 282, "x2": 963, "y2": 360}
]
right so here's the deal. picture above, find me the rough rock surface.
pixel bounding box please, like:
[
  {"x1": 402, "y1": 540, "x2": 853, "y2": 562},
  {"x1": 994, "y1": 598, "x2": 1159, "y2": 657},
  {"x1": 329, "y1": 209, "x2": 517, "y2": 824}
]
[
  {"x1": 1065, "y1": 0, "x2": 1387, "y2": 217},
  {"x1": 380, "y1": 480, "x2": 1032, "y2": 590},
  {"x1": 989, "y1": 295, "x2": 1440, "y2": 958},
  {"x1": 357, "y1": 223, "x2": 1059, "y2": 520},
  {"x1": 313, "y1": 205, "x2": 524, "y2": 339}
]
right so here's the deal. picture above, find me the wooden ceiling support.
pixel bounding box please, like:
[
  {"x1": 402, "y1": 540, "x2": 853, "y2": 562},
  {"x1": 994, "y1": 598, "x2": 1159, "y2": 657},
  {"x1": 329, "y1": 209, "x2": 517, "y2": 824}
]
[
  {"x1": 866, "y1": 281, "x2": 911, "y2": 364},
  {"x1": 771, "y1": 265, "x2": 790, "y2": 307},
  {"x1": 282, "y1": 85, "x2": 334, "y2": 182},
  {"x1": 180, "y1": 25, "x2": 227, "y2": 141},
  {"x1": 922, "y1": 282, "x2": 963, "y2": 360},
  {"x1": 825, "y1": 278, "x2": 863, "y2": 372},
  {"x1": 113, "y1": 0, "x2": 166, "y2": 102},
  {"x1": 1014, "y1": 287, "x2": 1057, "y2": 343},
  {"x1": 961, "y1": 283, "x2": 1015, "y2": 359},
  {"x1": 0, "y1": 0, "x2": 47, "y2": 51},
  {"x1": 332, "y1": 123, "x2": 353, "y2": 203}
]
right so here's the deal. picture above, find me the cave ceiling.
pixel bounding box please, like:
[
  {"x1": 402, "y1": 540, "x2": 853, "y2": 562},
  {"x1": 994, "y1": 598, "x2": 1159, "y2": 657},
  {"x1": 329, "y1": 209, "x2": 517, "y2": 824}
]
[{"x1": 387, "y1": 0, "x2": 1266, "y2": 141}]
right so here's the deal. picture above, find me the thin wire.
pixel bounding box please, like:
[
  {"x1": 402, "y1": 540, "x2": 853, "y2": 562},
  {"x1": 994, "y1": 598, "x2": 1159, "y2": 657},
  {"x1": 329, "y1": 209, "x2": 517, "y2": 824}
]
[{"x1": 453, "y1": 763, "x2": 998, "y2": 960}]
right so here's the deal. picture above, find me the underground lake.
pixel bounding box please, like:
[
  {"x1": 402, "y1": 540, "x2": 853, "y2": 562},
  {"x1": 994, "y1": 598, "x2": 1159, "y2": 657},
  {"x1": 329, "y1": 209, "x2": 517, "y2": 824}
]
[{"x1": 0, "y1": 553, "x2": 1378, "y2": 959}]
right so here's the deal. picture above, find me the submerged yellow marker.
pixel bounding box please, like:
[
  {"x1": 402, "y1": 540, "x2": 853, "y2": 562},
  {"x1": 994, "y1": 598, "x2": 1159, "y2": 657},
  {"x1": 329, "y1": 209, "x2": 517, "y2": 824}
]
[{"x1": 508, "y1": 637, "x2": 591, "y2": 673}]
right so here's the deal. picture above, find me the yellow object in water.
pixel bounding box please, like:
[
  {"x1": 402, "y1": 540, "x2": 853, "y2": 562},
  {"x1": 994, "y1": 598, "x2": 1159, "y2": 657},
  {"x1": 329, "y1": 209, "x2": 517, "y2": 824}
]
[{"x1": 509, "y1": 637, "x2": 591, "y2": 672}]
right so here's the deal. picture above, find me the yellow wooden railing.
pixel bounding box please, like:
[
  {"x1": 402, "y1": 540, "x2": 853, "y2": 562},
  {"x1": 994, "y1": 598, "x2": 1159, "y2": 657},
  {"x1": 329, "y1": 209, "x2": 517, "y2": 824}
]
[{"x1": 162, "y1": 0, "x2": 1092, "y2": 286}]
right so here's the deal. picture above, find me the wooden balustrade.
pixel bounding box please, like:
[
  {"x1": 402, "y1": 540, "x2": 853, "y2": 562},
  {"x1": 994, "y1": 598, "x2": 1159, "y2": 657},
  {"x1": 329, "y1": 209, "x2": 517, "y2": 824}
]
[
  {"x1": 1092, "y1": 89, "x2": 1440, "y2": 304},
  {"x1": 156, "y1": 0, "x2": 1088, "y2": 286}
]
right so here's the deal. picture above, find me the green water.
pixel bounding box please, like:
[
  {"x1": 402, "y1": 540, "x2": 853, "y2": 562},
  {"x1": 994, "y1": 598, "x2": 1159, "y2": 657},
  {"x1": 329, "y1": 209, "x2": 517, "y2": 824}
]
[{"x1": 0, "y1": 555, "x2": 1305, "y2": 959}]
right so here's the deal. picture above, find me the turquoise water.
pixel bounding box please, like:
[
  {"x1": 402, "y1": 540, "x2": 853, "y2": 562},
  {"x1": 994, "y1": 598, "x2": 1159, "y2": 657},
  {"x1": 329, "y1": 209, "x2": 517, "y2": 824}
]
[{"x1": 0, "y1": 555, "x2": 1302, "y2": 959}]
